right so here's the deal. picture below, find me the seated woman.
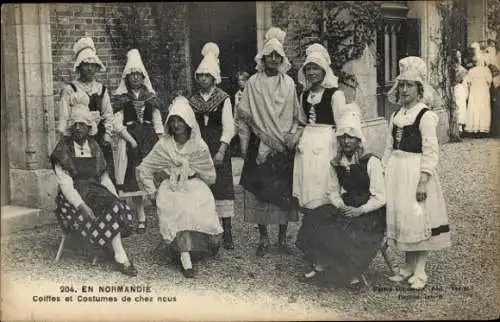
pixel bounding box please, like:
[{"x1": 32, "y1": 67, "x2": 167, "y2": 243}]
[
  {"x1": 50, "y1": 108, "x2": 136, "y2": 276},
  {"x1": 136, "y1": 96, "x2": 223, "y2": 279},
  {"x1": 295, "y1": 111, "x2": 386, "y2": 287}
]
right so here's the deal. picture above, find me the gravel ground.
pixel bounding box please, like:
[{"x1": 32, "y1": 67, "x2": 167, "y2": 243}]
[{"x1": 1, "y1": 138, "x2": 499, "y2": 321}]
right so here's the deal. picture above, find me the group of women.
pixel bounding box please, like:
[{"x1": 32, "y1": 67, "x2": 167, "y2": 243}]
[
  {"x1": 50, "y1": 27, "x2": 451, "y2": 289},
  {"x1": 454, "y1": 41, "x2": 500, "y2": 138}
]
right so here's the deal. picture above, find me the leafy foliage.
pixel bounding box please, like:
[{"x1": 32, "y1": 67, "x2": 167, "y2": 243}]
[
  {"x1": 105, "y1": 3, "x2": 183, "y2": 111},
  {"x1": 274, "y1": 1, "x2": 382, "y2": 87},
  {"x1": 436, "y1": 0, "x2": 468, "y2": 142}
]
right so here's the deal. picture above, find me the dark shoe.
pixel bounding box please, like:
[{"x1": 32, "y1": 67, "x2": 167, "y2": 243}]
[
  {"x1": 256, "y1": 242, "x2": 269, "y2": 257},
  {"x1": 221, "y1": 218, "x2": 234, "y2": 250},
  {"x1": 136, "y1": 221, "x2": 146, "y2": 234},
  {"x1": 181, "y1": 267, "x2": 195, "y2": 278},
  {"x1": 115, "y1": 260, "x2": 138, "y2": 277}
]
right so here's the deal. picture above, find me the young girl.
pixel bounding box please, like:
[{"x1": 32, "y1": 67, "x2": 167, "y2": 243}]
[
  {"x1": 57, "y1": 37, "x2": 116, "y2": 183},
  {"x1": 136, "y1": 96, "x2": 223, "y2": 278},
  {"x1": 113, "y1": 49, "x2": 164, "y2": 234},
  {"x1": 454, "y1": 64, "x2": 468, "y2": 135},
  {"x1": 236, "y1": 27, "x2": 303, "y2": 257},
  {"x1": 293, "y1": 43, "x2": 347, "y2": 211},
  {"x1": 383, "y1": 56, "x2": 451, "y2": 290},
  {"x1": 231, "y1": 71, "x2": 250, "y2": 156},
  {"x1": 189, "y1": 43, "x2": 236, "y2": 250}
]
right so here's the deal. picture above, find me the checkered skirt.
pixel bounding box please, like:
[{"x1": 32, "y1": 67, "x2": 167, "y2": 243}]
[{"x1": 55, "y1": 189, "x2": 134, "y2": 247}]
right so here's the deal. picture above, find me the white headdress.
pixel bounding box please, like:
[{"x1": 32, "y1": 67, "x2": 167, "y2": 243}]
[
  {"x1": 114, "y1": 49, "x2": 156, "y2": 95},
  {"x1": 254, "y1": 27, "x2": 291, "y2": 74},
  {"x1": 298, "y1": 43, "x2": 338, "y2": 89},
  {"x1": 195, "y1": 42, "x2": 221, "y2": 84},
  {"x1": 68, "y1": 107, "x2": 98, "y2": 136},
  {"x1": 387, "y1": 56, "x2": 440, "y2": 107},
  {"x1": 73, "y1": 37, "x2": 106, "y2": 72},
  {"x1": 335, "y1": 109, "x2": 365, "y2": 143}
]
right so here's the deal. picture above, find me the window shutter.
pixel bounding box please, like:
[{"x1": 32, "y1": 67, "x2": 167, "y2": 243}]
[{"x1": 405, "y1": 18, "x2": 420, "y2": 57}]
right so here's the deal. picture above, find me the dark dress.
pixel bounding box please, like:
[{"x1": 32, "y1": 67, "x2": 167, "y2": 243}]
[
  {"x1": 67, "y1": 82, "x2": 117, "y2": 185},
  {"x1": 189, "y1": 88, "x2": 234, "y2": 202},
  {"x1": 295, "y1": 153, "x2": 386, "y2": 287},
  {"x1": 51, "y1": 137, "x2": 134, "y2": 247},
  {"x1": 115, "y1": 89, "x2": 161, "y2": 192},
  {"x1": 301, "y1": 87, "x2": 337, "y2": 125}
]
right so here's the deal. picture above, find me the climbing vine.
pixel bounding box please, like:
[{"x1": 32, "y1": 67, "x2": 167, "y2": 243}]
[
  {"x1": 105, "y1": 3, "x2": 183, "y2": 112},
  {"x1": 273, "y1": 1, "x2": 382, "y2": 87}
]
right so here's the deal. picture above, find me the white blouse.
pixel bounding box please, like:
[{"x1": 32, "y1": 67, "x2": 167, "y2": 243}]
[
  {"x1": 381, "y1": 102, "x2": 440, "y2": 176},
  {"x1": 299, "y1": 87, "x2": 347, "y2": 126},
  {"x1": 54, "y1": 140, "x2": 117, "y2": 208},
  {"x1": 57, "y1": 81, "x2": 114, "y2": 136},
  {"x1": 327, "y1": 156, "x2": 386, "y2": 213},
  {"x1": 200, "y1": 87, "x2": 235, "y2": 145}
]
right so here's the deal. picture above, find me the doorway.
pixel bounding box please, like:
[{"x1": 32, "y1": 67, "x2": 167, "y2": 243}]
[{"x1": 188, "y1": 2, "x2": 257, "y2": 96}]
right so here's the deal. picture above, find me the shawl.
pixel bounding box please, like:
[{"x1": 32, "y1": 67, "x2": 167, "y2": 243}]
[
  {"x1": 136, "y1": 96, "x2": 216, "y2": 194},
  {"x1": 235, "y1": 72, "x2": 304, "y2": 153},
  {"x1": 114, "y1": 85, "x2": 161, "y2": 113},
  {"x1": 50, "y1": 136, "x2": 107, "y2": 178},
  {"x1": 189, "y1": 87, "x2": 229, "y2": 114}
]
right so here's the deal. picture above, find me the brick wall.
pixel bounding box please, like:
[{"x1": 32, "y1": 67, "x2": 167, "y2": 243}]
[{"x1": 49, "y1": 3, "x2": 189, "y2": 121}]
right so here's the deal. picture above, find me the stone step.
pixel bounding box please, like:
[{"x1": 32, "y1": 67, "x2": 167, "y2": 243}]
[{"x1": 1, "y1": 205, "x2": 55, "y2": 235}]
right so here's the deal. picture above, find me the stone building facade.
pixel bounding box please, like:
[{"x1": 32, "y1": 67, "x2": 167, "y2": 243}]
[{"x1": 0, "y1": 2, "x2": 492, "y2": 218}]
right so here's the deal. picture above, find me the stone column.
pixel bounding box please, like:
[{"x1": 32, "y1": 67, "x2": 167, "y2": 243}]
[
  {"x1": 256, "y1": 2, "x2": 272, "y2": 52},
  {"x1": 2, "y1": 4, "x2": 57, "y2": 210}
]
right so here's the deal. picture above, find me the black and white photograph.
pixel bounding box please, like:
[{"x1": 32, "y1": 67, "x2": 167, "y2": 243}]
[{"x1": 1, "y1": 1, "x2": 499, "y2": 320}]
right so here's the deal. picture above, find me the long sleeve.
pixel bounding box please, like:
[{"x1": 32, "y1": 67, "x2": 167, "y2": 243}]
[
  {"x1": 152, "y1": 109, "x2": 165, "y2": 134},
  {"x1": 331, "y1": 90, "x2": 348, "y2": 125},
  {"x1": 54, "y1": 164, "x2": 84, "y2": 208},
  {"x1": 235, "y1": 87, "x2": 251, "y2": 151},
  {"x1": 220, "y1": 97, "x2": 235, "y2": 144},
  {"x1": 57, "y1": 85, "x2": 74, "y2": 135},
  {"x1": 419, "y1": 111, "x2": 440, "y2": 176},
  {"x1": 381, "y1": 113, "x2": 395, "y2": 171},
  {"x1": 359, "y1": 157, "x2": 386, "y2": 213},
  {"x1": 327, "y1": 165, "x2": 346, "y2": 208},
  {"x1": 135, "y1": 142, "x2": 166, "y2": 196},
  {"x1": 100, "y1": 172, "x2": 118, "y2": 197},
  {"x1": 100, "y1": 87, "x2": 115, "y2": 135}
]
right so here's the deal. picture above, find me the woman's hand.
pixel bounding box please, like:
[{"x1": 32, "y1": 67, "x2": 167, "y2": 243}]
[
  {"x1": 104, "y1": 133, "x2": 113, "y2": 144},
  {"x1": 129, "y1": 138, "x2": 138, "y2": 149},
  {"x1": 77, "y1": 203, "x2": 96, "y2": 221},
  {"x1": 343, "y1": 206, "x2": 365, "y2": 218},
  {"x1": 416, "y1": 172, "x2": 430, "y2": 202},
  {"x1": 214, "y1": 151, "x2": 225, "y2": 167}
]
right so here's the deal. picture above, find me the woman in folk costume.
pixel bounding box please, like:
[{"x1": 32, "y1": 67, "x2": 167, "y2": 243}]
[
  {"x1": 235, "y1": 27, "x2": 304, "y2": 257},
  {"x1": 57, "y1": 37, "x2": 116, "y2": 183},
  {"x1": 136, "y1": 96, "x2": 223, "y2": 278},
  {"x1": 296, "y1": 111, "x2": 386, "y2": 287},
  {"x1": 50, "y1": 109, "x2": 137, "y2": 277},
  {"x1": 189, "y1": 43, "x2": 236, "y2": 250},
  {"x1": 293, "y1": 43, "x2": 348, "y2": 211},
  {"x1": 464, "y1": 42, "x2": 493, "y2": 137},
  {"x1": 113, "y1": 49, "x2": 164, "y2": 234},
  {"x1": 382, "y1": 56, "x2": 451, "y2": 290},
  {"x1": 454, "y1": 64, "x2": 469, "y2": 135}
]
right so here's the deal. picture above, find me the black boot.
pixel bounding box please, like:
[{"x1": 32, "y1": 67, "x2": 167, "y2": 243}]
[
  {"x1": 256, "y1": 225, "x2": 270, "y2": 257},
  {"x1": 221, "y1": 217, "x2": 234, "y2": 250},
  {"x1": 278, "y1": 224, "x2": 292, "y2": 254}
]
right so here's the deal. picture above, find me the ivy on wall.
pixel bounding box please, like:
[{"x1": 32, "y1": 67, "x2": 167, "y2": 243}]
[
  {"x1": 272, "y1": 1, "x2": 382, "y2": 88},
  {"x1": 105, "y1": 3, "x2": 183, "y2": 112},
  {"x1": 487, "y1": 0, "x2": 500, "y2": 46}
]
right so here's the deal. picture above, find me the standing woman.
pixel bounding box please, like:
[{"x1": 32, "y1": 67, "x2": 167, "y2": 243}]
[
  {"x1": 464, "y1": 42, "x2": 493, "y2": 137},
  {"x1": 293, "y1": 43, "x2": 347, "y2": 211},
  {"x1": 113, "y1": 49, "x2": 164, "y2": 234},
  {"x1": 189, "y1": 42, "x2": 236, "y2": 250},
  {"x1": 136, "y1": 96, "x2": 223, "y2": 278},
  {"x1": 383, "y1": 56, "x2": 451, "y2": 290},
  {"x1": 235, "y1": 27, "x2": 304, "y2": 257},
  {"x1": 57, "y1": 37, "x2": 116, "y2": 183}
]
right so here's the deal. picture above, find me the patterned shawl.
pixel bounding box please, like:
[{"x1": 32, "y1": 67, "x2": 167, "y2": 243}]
[{"x1": 189, "y1": 87, "x2": 229, "y2": 114}]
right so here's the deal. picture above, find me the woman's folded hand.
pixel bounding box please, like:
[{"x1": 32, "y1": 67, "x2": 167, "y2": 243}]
[{"x1": 77, "y1": 203, "x2": 96, "y2": 221}]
